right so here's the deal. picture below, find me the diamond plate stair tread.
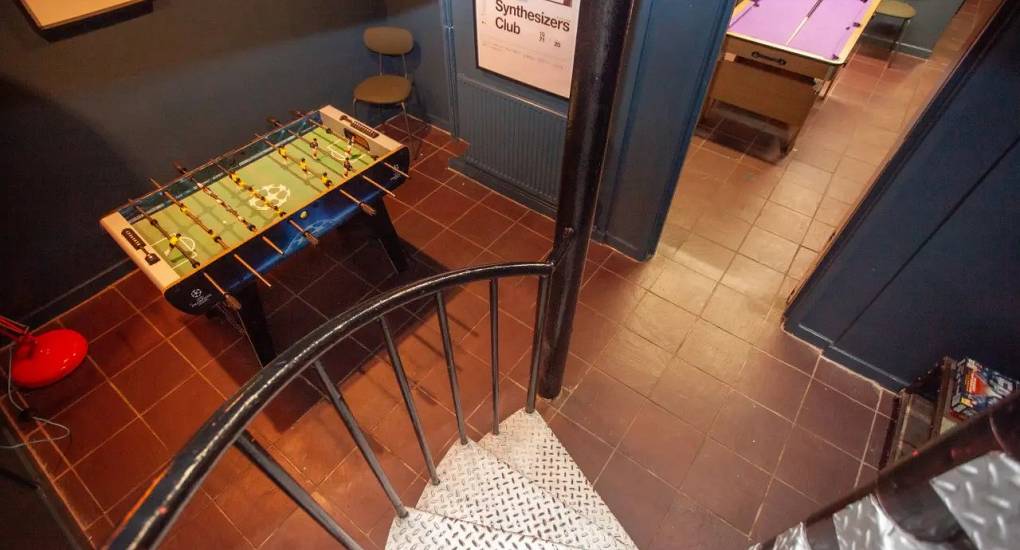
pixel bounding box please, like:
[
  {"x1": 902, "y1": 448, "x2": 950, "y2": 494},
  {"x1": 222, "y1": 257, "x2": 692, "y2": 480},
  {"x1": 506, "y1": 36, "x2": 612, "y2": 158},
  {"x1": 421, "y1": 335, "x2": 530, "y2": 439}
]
[
  {"x1": 386, "y1": 508, "x2": 578, "y2": 549},
  {"x1": 931, "y1": 451, "x2": 1020, "y2": 550},
  {"x1": 479, "y1": 410, "x2": 637, "y2": 548},
  {"x1": 417, "y1": 439, "x2": 630, "y2": 549},
  {"x1": 833, "y1": 494, "x2": 948, "y2": 550}
]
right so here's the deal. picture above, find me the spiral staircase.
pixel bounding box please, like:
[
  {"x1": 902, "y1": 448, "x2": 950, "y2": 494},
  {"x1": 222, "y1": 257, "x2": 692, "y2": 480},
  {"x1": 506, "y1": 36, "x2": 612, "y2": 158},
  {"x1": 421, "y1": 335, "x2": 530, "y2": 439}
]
[{"x1": 386, "y1": 409, "x2": 636, "y2": 549}]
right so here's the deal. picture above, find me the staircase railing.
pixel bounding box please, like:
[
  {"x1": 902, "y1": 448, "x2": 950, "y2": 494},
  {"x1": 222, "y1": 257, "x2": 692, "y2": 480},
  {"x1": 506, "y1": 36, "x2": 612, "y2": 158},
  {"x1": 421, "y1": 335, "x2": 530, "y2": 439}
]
[
  {"x1": 109, "y1": 259, "x2": 558, "y2": 549},
  {"x1": 758, "y1": 390, "x2": 1019, "y2": 549}
]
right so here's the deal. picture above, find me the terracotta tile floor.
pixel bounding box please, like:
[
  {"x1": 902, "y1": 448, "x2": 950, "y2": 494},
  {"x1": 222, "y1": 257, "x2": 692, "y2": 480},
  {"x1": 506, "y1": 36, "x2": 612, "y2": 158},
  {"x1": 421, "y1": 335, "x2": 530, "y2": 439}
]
[{"x1": 1, "y1": 1, "x2": 999, "y2": 547}]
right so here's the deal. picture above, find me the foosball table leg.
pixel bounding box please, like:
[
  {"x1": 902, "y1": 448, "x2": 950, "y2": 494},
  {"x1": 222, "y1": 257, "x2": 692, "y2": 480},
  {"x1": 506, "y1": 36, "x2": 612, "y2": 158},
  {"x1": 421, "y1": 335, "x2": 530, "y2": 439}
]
[
  {"x1": 234, "y1": 283, "x2": 277, "y2": 366},
  {"x1": 367, "y1": 200, "x2": 409, "y2": 273}
]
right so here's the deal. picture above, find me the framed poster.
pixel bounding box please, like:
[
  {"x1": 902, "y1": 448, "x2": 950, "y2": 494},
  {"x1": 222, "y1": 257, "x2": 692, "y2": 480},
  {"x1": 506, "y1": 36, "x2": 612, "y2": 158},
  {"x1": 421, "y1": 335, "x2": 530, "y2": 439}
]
[{"x1": 474, "y1": 0, "x2": 581, "y2": 98}]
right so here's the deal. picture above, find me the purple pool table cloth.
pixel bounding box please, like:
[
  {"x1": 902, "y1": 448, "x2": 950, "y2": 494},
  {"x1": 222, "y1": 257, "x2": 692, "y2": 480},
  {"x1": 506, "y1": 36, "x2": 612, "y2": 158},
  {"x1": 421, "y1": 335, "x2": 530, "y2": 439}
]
[{"x1": 730, "y1": 0, "x2": 880, "y2": 61}]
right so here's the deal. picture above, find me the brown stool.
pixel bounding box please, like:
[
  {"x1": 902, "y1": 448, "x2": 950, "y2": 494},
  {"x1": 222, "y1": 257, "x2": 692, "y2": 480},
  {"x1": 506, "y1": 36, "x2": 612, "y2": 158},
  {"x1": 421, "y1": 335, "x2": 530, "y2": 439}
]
[
  {"x1": 353, "y1": 27, "x2": 416, "y2": 152},
  {"x1": 876, "y1": 1, "x2": 917, "y2": 67}
]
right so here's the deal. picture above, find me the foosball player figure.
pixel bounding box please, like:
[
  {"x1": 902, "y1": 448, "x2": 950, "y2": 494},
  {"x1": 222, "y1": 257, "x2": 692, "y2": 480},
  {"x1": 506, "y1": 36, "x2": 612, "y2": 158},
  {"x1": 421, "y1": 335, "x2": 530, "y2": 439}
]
[
  {"x1": 310, "y1": 138, "x2": 320, "y2": 159},
  {"x1": 320, "y1": 171, "x2": 333, "y2": 188},
  {"x1": 276, "y1": 145, "x2": 289, "y2": 161},
  {"x1": 228, "y1": 172, "x2": 249, "y2": 190},
  {"x1": 299, "y1": 158, "x2": 309, "y2": 176}
]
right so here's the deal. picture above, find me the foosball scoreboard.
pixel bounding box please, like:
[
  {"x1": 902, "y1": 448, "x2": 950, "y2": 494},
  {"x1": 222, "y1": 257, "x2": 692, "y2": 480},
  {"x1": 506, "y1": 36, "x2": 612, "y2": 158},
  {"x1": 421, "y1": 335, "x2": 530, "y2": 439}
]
[{"x1": 101, "y1": 106, "x2": 411, "y2": 363}]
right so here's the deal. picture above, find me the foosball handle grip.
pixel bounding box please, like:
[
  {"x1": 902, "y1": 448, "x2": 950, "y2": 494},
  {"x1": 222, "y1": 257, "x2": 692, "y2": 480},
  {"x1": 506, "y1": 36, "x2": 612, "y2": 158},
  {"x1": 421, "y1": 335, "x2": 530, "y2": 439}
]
[{"x1": 224, "y1": 294, "x2": 242, "y2": 311}]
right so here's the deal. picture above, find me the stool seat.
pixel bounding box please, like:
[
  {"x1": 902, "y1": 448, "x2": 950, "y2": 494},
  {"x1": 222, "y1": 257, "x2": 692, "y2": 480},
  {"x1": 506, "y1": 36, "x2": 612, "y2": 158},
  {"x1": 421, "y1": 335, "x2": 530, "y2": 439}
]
[
  {"x1": 354, "y1": 75, "x2": 412, "y2": 105},
  {"x1": 354, "y1": 25, "x2": 416, "y2": 157},
  {"x1": 877, "y1": 0, "x2": 916, "y2": 19}
]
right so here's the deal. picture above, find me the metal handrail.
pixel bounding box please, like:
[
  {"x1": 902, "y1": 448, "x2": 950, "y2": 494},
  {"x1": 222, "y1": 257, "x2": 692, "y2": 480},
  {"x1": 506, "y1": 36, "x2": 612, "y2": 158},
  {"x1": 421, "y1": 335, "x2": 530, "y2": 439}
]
[
  {"x1": 108, "y1": 260, "x2": 554, "y2": 550},
  {"x1": 758, "y1": 390, "x2": 1020, "y2": 549}
]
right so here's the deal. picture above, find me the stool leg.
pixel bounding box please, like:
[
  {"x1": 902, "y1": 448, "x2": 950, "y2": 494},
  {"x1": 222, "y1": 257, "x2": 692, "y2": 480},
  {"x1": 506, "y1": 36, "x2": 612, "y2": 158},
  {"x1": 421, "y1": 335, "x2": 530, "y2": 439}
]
[
  {"x1": 400, "y1": 102, "x2": 417, "y2": 158},
  {"x1": 351, "y1": 98, "x2": 358, "y2": 118},
  {"x1": 889, "y1": 17, "x2": 910, "y2": 68}
]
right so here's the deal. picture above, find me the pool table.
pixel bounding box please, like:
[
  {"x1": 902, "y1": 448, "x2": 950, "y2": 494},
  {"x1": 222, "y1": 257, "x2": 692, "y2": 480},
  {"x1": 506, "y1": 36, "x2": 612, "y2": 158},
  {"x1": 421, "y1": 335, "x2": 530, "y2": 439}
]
[{"x1": 707, "y1": 0, "x2": 882, "y2": 152}]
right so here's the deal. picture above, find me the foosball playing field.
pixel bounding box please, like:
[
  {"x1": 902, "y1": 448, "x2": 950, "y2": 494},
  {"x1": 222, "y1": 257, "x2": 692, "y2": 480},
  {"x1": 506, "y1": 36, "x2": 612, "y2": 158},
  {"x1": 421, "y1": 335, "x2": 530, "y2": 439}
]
[{"x1": 101, "y1": 106, "x2": 411, "y2": 316}]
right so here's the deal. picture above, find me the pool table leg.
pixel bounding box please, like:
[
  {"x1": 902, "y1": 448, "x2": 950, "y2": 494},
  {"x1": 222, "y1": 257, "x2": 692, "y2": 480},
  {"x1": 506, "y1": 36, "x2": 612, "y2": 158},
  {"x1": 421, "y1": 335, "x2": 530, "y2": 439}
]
[
  {"x1": 821, "y1": 65, "x2": 842, "y2": 99},
  {"x1": 368, "y1": 200, "x2": 409, "y2": 273},
  {"x1": 782, "y1": 124, "x2": 806, "y2": 156},
  {"x1": 235, "y1": 282, "x2": 277, "y2": 367}
]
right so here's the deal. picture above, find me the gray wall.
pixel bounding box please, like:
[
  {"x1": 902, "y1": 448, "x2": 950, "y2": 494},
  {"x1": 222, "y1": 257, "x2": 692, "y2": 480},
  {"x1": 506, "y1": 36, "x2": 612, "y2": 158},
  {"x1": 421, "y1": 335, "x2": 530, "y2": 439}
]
[
  {"x1": 786, "y1": 2, "x2": 1020, "y2": 387},
  {"x1": 0, "y1": 0, "x2": 386, "y2": 323},
  {"x1": 864, "y1": 0, "x2": 966, "y2": 58}
]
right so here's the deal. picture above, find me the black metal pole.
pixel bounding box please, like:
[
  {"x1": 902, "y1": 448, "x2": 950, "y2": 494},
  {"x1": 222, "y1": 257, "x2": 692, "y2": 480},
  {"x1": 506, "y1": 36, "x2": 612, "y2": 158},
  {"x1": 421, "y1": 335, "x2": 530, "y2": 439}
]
[{"x1": 538, "y1": 0, "x2": 636, "y2": 399}]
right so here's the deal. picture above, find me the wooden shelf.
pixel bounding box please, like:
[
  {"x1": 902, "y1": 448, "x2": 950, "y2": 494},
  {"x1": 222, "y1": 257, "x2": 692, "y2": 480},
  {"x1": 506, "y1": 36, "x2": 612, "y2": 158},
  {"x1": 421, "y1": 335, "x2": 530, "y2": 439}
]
[{"x1": 19, "y1": 0, "x2": 147, "y2": 30}]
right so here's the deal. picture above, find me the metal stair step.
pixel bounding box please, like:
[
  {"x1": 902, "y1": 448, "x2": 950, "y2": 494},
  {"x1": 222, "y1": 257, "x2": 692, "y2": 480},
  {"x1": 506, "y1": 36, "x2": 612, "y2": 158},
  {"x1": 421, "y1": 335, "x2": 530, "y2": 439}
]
[
  {"x1": 386, "y1": 508, "x2": 577, "y2": 549},
  {"x1": 416, "y1": 439, "x2": 631, "y2": 549},
  {"x1": 479, "y1": 409, "x2": 637, "y2": 548}
]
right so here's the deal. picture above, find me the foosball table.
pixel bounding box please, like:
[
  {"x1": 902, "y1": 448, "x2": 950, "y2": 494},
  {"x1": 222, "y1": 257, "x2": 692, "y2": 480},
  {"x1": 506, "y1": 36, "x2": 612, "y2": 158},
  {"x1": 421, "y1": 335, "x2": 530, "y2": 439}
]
[{"x1": 101, "y1": 106, "x2": 411, "y2": 364}]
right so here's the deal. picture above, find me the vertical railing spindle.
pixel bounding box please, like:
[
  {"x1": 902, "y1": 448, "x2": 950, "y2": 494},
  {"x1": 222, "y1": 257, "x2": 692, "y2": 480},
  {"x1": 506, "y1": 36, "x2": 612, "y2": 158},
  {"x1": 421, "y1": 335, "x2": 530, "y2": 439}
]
[
  {"x1": 235, "y1": 431, "x2": 363, "y2": 549},
  {"x1": 489, "y1": 279, "x2": 500, "y2": 435},
  {"x1": 313, "y1": 361, "x2": 408, "y2": 518},
  {"x1": 434, "y1": 291, "x2": 469, "y2": 444},
  {"x1": 526, "y1": 275, "x2": 552, "y2": 413},
  {"x1": 379, "y1": 317, "x2": 439, "y2": 484}
]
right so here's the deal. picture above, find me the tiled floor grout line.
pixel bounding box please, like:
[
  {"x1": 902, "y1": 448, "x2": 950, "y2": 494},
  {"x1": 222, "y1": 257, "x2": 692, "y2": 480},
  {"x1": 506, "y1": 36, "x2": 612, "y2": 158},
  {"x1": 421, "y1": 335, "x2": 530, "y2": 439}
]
[
  {"x1": 746, "y1": 353, "x2": 825, "y2": 540},
  {"x1": 577, "y1": 392, "x2": 757, "y2": 542},
  {"x1": 854, "y1": 407, "x2": 881, "y2": 486},
  {"x1": 65, "y1": 284, "x2": 258, "y2": 528}
]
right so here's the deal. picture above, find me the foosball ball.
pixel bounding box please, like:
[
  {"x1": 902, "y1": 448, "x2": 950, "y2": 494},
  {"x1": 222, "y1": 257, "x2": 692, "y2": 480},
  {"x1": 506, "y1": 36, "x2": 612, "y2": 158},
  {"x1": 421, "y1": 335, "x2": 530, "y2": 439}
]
[{"x1": 101, "y1": 106, "x2": 411, "y2": 364}]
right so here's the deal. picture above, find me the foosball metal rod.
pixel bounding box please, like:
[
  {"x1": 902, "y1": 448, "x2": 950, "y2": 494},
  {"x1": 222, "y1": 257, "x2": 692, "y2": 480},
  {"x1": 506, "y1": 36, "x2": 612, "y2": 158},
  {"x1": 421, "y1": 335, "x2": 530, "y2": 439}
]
[
  {"x1": 211, "y1": 159, "x2": 288, "y2": 218},
  {"x1": 202, "y1": 272, "x2": 242, "y2": 311},
  {"x1": 290, "y1": 111, "x2": 346, "y2": 147},
  {"x1": 129, "y1": 199, "x2": 200, "y2": 269},
  {"x1": 251, "y1": 133, "x2": 324, "y2": 192},
  {"x1": 285, "y1": 113, "x2": 358, "y2": 158},
  {"x1": 141, "y1": 124, "x2": 307, "y2": 203},
  {"x1": 268, "y1": 117, "x2": 395, "y2": 198},
  {"x1": 288, "y1": 219, "x2": 319, "y2": 246},
  {"x1": 261, "y1": 237, "x2": 285, "y2": 255},
  {"x1": 268, "y1": 117, "x2": 363, "y2": 178},
  {"x1": 174, "y1": 163, "x2": 259, "y2": 233},
  {"x1": 289, "y1": 111, "x2": 369, "y2": 165},
  {"x1": 173, "y1": 163, "x2": 284, "y2": 258},
  {"x1": 254, "y1": 133, "x2": 376, "y2": 216},
  {"x1": 289, "y1": 111, "x2": 410, "y2": 182},
  {"x1": 148, "y1": 178, "x2": 229, "y2": 251},
  {"x1": 232, "y1": 254, "x2": 272, "y2": 287},
  {"x1": 290, "y1": 111, "x2": 411, "y2": 181},
  {"x1": 383, "y1": 163, "x2": 409, "y2": 179}
]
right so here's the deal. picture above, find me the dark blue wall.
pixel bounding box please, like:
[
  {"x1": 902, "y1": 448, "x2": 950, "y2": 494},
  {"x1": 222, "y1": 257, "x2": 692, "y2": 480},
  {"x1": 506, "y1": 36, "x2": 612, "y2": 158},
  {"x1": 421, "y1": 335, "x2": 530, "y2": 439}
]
[
  {"x1": 384, "y1": 0, "x2": 453, "y2": 127},
  {"x1": 444, "y1": 0, "x2": 730, "y2": 260},
  {"x1": 596, "y1": 0, "x2": 731, "y2": 259},
  {"x1": 0, "y1": 0, "x2": 386, "y2": 324},
  {"x1": 786, "y1": 1, "x2": 1020, "y2": 387}
]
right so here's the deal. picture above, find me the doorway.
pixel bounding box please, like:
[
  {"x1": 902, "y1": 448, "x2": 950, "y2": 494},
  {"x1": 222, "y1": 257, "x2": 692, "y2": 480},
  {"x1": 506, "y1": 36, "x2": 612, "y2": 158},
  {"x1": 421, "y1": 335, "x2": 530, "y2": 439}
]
[{"x1": 662, "y1": 0, "x2": 1002, "y2": 317}]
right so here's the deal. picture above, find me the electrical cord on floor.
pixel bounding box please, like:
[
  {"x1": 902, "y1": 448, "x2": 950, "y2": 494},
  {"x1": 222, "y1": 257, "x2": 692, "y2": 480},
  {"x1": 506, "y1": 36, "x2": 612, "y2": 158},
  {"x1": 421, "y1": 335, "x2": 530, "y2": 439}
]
[{"x1": 0, "y1": 352, "x2": 70, "y2": 450}]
